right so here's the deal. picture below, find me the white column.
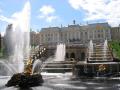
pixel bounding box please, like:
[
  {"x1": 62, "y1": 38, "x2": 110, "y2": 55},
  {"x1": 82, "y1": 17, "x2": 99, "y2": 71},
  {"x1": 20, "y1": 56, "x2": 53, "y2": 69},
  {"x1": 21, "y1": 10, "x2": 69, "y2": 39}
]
[
  {"x1": 88, "y1": 31, "x2": 90, "y2": 40},
  {"x1": 93, "y1": 30, "x2": 95, "y2": 40},
  {"x1": 103, "y1": 29, "x2": 106, "y2": 40},
  {"x1": 79, "y1": 31, "x2": 80, "y2": 40}
]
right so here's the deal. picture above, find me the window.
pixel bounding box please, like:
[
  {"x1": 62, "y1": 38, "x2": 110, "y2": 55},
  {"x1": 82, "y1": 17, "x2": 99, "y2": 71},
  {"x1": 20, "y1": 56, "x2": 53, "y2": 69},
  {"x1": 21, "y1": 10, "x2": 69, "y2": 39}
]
[
  {"x1": 66, "y1": 53, "x2": 69, "y2": 58},
  {"x1": 98, "y1": 34, "x2": 100, "y2": 38},
  {"x1": 70, "y1": 53, "x2": 75, "y2": 58},
  {"x1": 85, "y1": 32, "x2": 87, "y2": 35},
  {"x1": 81, "y1": 52, "x2": 85, "y2": 60}
]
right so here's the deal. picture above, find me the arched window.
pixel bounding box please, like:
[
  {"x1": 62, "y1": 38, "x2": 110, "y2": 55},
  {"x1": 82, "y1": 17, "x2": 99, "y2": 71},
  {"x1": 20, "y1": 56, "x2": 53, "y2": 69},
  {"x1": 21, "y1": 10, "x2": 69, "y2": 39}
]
[
  {"x1": 66, "y1": 53, "x2": 69, "y2": 58},
  {"x1": 70, "y1": 52, "x2": 75, "y2": 58}
]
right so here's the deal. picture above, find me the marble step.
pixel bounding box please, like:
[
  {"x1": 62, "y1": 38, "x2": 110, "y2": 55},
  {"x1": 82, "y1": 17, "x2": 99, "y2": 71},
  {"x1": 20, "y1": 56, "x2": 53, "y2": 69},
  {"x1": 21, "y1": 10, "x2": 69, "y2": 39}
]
[{"x1": 42, "y1": 68, "x2": 72, "y2": 70}]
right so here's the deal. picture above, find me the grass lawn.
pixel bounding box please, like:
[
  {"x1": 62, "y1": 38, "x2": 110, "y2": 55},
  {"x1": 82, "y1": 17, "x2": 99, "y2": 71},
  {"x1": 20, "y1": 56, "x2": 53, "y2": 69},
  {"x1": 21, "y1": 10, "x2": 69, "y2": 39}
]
[
  {"x1": 109, "y1": 41, "x2": 120, "y2": 59},
  {"x1": 0, "y1": 49, "x2": 3, "y2": 57}
]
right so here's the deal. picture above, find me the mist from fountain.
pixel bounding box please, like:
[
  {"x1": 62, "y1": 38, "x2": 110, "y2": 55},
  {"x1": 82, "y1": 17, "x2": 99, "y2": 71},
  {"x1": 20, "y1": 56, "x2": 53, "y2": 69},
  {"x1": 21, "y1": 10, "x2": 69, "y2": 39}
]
[
  {"x1": 54, "y1": 43, "x2": 66, "y2": 61},
  {"x1": 40, "y1": 57, "x2": 54, "y2": 72},
  {"x1": 89, "y1": 40, "x2": 93, "y2": 59},
  {"x1": 0, "y1": 61, "x2": 16, "y2": 75},
  {"x1": 103, "y1": 39, "x2": 108, "y2": 60},
  {"x1": 32, "y1": 57, "x2": 54, "y2": 74},
  {"x1": 32, "y1": 59, "x2": 42, "y2": 74},
  {"x1": 1, "y1": 1, "x2": 31, "y2": 74}
]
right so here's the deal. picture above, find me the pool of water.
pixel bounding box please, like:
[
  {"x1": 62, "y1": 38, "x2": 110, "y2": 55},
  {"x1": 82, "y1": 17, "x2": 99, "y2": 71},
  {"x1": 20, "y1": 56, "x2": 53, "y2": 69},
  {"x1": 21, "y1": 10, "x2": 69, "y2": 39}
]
[{"x1": 0, "y1": 73, "x2": 120, "y2": 90}]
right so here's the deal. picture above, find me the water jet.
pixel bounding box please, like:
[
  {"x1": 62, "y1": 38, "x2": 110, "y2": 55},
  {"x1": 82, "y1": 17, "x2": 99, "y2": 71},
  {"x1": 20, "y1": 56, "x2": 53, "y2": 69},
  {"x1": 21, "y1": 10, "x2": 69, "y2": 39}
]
[{"x1": 5, "y1": 1, "x2": 44, "y2": 87}]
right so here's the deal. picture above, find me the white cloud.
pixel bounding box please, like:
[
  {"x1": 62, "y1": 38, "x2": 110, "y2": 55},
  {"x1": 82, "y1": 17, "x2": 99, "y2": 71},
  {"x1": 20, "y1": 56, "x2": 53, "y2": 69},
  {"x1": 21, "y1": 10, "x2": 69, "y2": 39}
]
[
  {"x1": 69, "y1": 0, "x2": 120, "y2": 27},
  {"x1": 0, "y1": 1, "x2": 30, "y2": 32},
  {"x1": 38, "y1": 5, "x2": 58, "y2": 23},
  {"x1": 0, "y1": 7, "x2": 13, "y2": 23},
  {"x1": 40, "y1": 5, "x2": 55, "y2": 15},
  {"x1": 0, "y1": 9, "x2": 2, "y2": 13},
  {"x1": 46, "y1": 15, "x2": 58, "y2": 22},
  {"x1": 0, "y1": 15, "x2": 14, "y2": 23}
]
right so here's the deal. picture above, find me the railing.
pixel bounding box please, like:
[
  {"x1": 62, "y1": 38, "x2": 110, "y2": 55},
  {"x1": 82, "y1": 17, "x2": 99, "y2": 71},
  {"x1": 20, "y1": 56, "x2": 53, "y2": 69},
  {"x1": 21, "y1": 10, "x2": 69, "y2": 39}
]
[
  {"x1": 87, "y1": 47, "x2": 90, "y2": 62},
  {"x1": 88, "y1": 42, "x2": 113, "y2": 62},
  {"x1": 28, "y1": 45, "x2": 47, "y2": 65}
]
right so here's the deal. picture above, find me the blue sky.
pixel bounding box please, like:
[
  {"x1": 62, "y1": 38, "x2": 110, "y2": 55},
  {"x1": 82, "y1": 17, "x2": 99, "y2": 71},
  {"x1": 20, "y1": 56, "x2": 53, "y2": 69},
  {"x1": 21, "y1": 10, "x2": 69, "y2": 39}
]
[
  {"x1": 1, "y1": 0, "x2": 120, "y2": 35},
  {"x1": 0, "y1": 0, "x2": 85, "y2": 33}
]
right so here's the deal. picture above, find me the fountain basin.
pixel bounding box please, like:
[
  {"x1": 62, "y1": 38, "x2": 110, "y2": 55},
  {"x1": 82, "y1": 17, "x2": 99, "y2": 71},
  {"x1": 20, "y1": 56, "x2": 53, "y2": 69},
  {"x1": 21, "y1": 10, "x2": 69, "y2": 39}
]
[{"x1": 5, "y1": 73, "x2": 44, "y2": 87}]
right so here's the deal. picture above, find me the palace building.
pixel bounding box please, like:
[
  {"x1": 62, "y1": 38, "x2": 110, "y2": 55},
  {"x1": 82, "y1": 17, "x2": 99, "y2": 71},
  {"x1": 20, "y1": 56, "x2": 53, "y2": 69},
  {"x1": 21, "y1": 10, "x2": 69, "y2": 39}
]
[
  {"x1": 111, "y1": 26, "x2": 120, "y2": 41},
  {"x1": 29, "y1": 22, "x2": 112, "y2": 63},
  {"x1": 39, "y1": 22, "x2": 111, "y2": 45},
  {"x1": 0, "y1": 33, "x2": 2, "y2": 50}
]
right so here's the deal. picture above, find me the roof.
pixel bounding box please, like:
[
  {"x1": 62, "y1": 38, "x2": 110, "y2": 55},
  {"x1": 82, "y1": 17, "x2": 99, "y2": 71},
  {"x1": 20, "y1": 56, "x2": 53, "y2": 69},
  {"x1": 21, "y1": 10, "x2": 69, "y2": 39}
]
[{"x1": 88, "y1": 22, "x2": 110, "y2": 27}]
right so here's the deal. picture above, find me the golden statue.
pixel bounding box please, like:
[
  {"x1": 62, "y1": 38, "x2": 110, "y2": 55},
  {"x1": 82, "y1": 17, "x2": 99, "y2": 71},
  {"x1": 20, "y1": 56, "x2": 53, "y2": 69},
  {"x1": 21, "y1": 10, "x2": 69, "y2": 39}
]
[
  {"x1": 24, "y1": 58, "x2": 33, "y2": 75},
  {"x1": 98, "y1": 64, "x2": 106, "y2": 72}
]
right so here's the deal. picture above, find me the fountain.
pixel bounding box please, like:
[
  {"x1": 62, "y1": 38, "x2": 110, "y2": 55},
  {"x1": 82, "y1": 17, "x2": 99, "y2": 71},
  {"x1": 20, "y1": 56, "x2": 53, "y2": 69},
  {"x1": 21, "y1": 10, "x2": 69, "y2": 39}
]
[
  {"x1": 32, "y1": 59, "x2": 42, "y2": 74},
  {"x1": 31, "y1": 43, "x2": 66, "y2": 73},
  {"x1": 5, "y1": 1, "x2": 44, "y2": 87},
  {"x1": 89, "y1": 40, "x2": 93, "y2": 59},
  {"x1": 3, "y1": 0, "x2": 30, "y2": 73},
  {"x1": 54, "y1": 43, "x2": 66, "y2": 61},
  {"x1": 0, "y1": 61, "x2": 16, "y2": 75},
  {"x1": 103, "y1": 39, "x2": 108, "y2": 60},
  {"x1": 30, "y1": 42, "x2": 72, "y2": 75}
]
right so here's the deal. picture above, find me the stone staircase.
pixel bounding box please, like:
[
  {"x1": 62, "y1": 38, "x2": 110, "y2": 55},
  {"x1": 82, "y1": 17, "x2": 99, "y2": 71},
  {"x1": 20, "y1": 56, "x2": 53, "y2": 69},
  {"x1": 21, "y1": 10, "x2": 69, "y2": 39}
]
[
  {"x1": 88, "y1": 43, "x2": 113, "y2": 62},
  {"x1": 41, "y1": 60, "x2": 76, "y2": 73},
  {"x1": 27, "y1": 45, "x2": 76, "y2": 73},
  {"x1": 27, "y1": 44, "x2": 76, "y2": 73}
]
